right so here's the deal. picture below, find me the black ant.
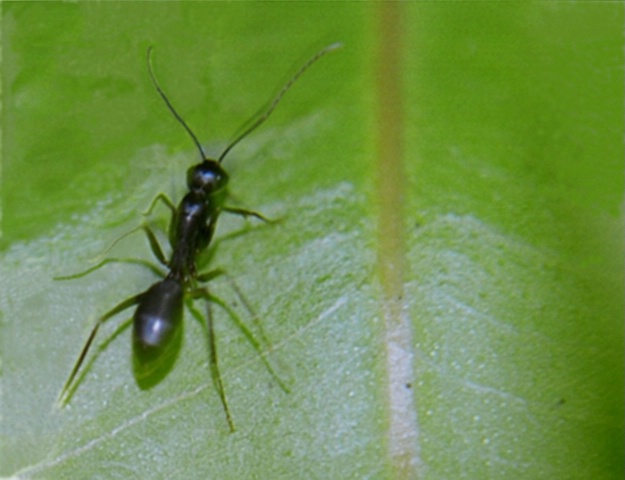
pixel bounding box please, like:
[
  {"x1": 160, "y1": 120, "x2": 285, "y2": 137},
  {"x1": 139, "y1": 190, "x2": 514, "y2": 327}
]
[{"x1": 57, "y1": 43, "x2": 341, "y2": 431}]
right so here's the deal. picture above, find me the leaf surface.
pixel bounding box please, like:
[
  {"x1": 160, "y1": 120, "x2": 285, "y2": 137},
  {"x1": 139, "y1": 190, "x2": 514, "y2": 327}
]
[{"x1": 1, "y1": 3, "x2": 623, "y2": 479}]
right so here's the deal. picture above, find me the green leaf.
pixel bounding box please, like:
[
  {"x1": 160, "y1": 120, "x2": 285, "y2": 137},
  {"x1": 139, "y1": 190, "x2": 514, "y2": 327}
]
[{"x1": 1, "y1": 3, "x2": 623, "y2": 479}]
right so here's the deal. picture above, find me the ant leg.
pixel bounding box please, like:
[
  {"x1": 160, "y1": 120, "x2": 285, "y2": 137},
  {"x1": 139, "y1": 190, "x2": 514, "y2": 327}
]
[
  {"x1": 58, "y1": 293, "x2": 143, "y2": 406},
  {"x1": 221, "y1": 273, "x2": 273, "y2": 350},
  {"x1": 139, "y1": 224, "x2": 168, "y2": 267},
  {"x1": 55, "y1": 257, "x2": 163, "y2": 281},
  {"x1": 196, "y1": 268, "x2": 225, "y2": 283},
  {"x1": 143, "y1": 193, "x2": 178, "y2": 247},
  {"x1": 223, "y1": 206, "x2": 274, "y2": 223},
  {"x1": 93, "y1": 225, "x2": 145, "y2": 261},
  {"x1": 64, "y1": 224, "x2": 146, "y2": 271},
  {"x1": 191, "y1": 286, "x2": 290, "y2": 394},
  {"x1": 186, "y1": 294, "x2": 234, "y2": 432},
  {"x1": 56, "y1": 218, "x2": 170, "y2": 281},
  {"x1": 55, "y1": 224, "x2": 167, "y2": 280},
  {"x1": 143, "y1": 192, "x2": 176, "y2": 218},
  {"x1": 91, "y1": 193, "x2": 173, "y2": 266},
  {"x1": 197, "y1": 269, "x2": 279, "y2": 365}
]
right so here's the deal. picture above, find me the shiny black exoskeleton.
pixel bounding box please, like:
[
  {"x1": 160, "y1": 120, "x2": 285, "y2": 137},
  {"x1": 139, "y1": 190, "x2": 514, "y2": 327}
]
[
  {"x1": 132, "y1": 159, "x2": 227, "y2": 374},
  {"x1": 57, "y1": 43, "x2": 341, "y2": 430}
]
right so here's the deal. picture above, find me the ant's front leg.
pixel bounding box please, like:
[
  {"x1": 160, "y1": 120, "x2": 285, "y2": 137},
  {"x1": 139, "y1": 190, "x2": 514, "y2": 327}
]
[
  {"x1": 143, "y1": 192, "x2": 178, "y2": 247},
  {"x1": 223, "y1": 206, "x2": 274, "y2": 223},
  {"x1": 143, "y1": 192, "x2": 176, "y2": 220},
  {"x1": 140, "y1": 224, "x2": 168, "y2": 267}
]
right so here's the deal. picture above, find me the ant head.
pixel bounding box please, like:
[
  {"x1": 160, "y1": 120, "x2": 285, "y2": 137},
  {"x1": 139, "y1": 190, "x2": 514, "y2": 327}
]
[{"x1": 187, "y1": 159, "x2": 229, "y2": 194}]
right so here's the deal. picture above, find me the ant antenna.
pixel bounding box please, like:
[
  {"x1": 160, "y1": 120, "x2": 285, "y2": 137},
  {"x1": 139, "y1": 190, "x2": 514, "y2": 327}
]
[
  {"x1": 147, "y1": 46, "x2": 207, "y2": 161},
  {"x1": 147, "y1": 43, "x2": 342, "y2": 164},
  {"x1": 217, "y1": 42, "x2": 342, "y2": 163}
]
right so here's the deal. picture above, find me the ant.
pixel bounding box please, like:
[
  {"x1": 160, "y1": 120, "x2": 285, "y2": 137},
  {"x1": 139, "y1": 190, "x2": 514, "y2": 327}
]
[{"x1": 57, "y1": 43, "x2": 341, "y2": 431}]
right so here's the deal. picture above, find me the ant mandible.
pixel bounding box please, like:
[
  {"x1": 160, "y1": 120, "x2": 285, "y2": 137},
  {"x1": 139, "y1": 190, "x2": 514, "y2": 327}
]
[{"x1": 57, "y1": 43, "x2": 341, "y2": 431}]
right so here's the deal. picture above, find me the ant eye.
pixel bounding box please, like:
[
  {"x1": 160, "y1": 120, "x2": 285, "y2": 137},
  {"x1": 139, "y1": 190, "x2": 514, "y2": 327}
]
[{"x1": 187, "y1": 161, "x2": 228, "y2": 192}]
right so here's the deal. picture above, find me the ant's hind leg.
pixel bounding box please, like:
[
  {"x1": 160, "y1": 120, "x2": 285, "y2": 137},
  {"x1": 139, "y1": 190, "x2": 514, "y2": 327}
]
[
  {"x1": 221, "y1": 273, "x2": 273, "y2": 351},
  {"x1": 197, "y1": 269, "x2": 280, "y2": 364},
  {"x1": 187, "y1": 295, "x2": 235, "y2": 432},
  {"x1": 58, "y1": 293, "x2": 142, "y2": 406},
  {"x1": 191, "y1": 287, "x2": 290, "y2": 394}
]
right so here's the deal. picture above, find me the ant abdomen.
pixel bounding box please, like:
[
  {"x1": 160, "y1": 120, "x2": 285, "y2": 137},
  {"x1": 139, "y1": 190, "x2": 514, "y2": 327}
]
[{"x1": 133, "y1": 279, "x2": 184, "y2": 361}]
